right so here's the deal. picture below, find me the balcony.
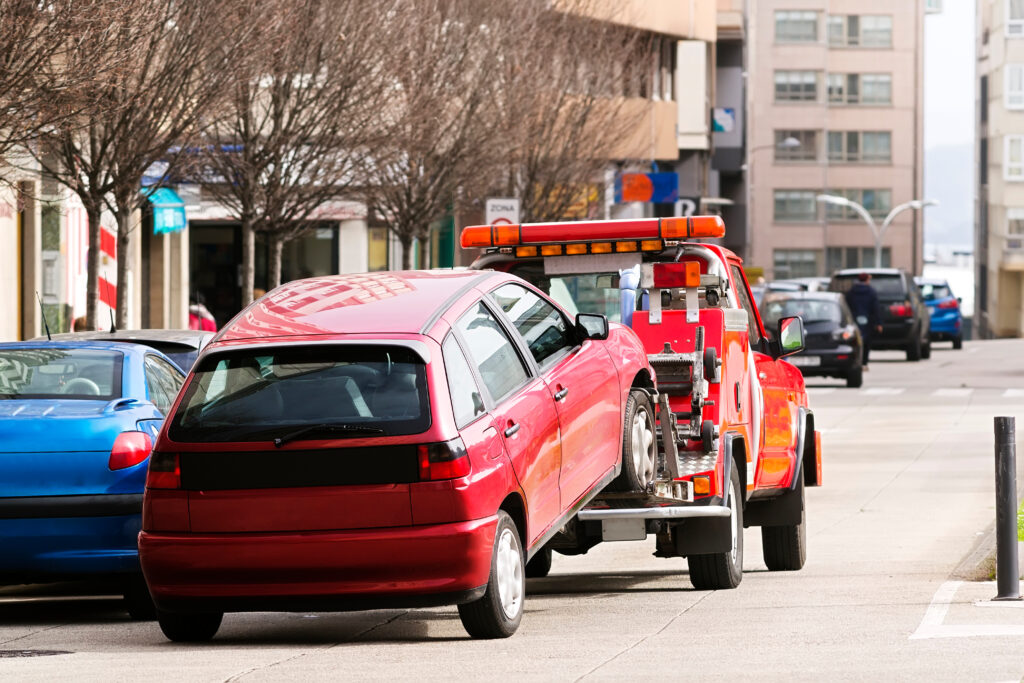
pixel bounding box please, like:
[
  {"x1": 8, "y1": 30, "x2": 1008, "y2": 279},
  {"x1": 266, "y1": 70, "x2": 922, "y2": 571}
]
[{"x1": 1000, "y1": 235, "x2": 1024, "y2": 270}]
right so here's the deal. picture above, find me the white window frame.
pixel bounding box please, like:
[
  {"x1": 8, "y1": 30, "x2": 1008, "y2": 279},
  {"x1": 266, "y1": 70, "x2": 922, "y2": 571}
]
[
  {"x1": 1007, "y1": 64, "x2": 1024, "y2": 109},
  {"x1": 1006, "y1": 208, "x2": 1024, "y2": 251},
  {"x1": 1009, "y1": 0, "x2": 1024, "y2": 37},
  {"x1": 1006, "y1": 135, "x2": 1024, "y2": 180},
  {"x1": 775, "y1": 10, "x2": 819, "y2": 43}
]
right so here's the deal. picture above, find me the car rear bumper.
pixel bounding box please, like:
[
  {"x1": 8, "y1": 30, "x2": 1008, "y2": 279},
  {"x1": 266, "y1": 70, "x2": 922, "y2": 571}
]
[
  {"x1": 787, "y1": 347, "x2": 859, "y2": 376},
  {"x1": 929, "y1": 314, "x2": 962, "y2": 339},
  {"x1": 871, "y1": 321, "x2": 919, "y2": 349},
  {"x1": 139, "y1": 515, "x2": 498, "y2": 613}
]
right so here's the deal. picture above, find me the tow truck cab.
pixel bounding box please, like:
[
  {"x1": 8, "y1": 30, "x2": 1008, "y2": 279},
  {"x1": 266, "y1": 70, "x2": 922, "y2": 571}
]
[{"x1": 463, "y1": 216, "x2": 822, "y2": 589}]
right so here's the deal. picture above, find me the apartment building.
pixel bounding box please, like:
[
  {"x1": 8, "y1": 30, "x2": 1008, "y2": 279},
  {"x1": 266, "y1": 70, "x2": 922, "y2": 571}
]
[
  {"x1": 747, "y1": 0, "x2": 926, "y2": 280},
  {"x1": 976, "y1": 0, "x2": 1024, "y2": 337}
]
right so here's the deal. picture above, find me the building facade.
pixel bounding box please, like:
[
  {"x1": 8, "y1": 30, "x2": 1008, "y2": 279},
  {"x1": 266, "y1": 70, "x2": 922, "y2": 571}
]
[
  {"x1": 747, "y1": 0, "x2": 926, "y2": 281},
  {"x1": 976, "y1": 0, "x2": 1024, "y2": 337}
]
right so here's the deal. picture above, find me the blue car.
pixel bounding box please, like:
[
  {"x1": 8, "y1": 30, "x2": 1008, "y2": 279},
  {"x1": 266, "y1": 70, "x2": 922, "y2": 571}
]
[
  {"x1": 0, "y1": 341, "x2": 184, "y2": 617},
  {"x1": 915, "y1": 277, "x2": 964, "y2": 350}
]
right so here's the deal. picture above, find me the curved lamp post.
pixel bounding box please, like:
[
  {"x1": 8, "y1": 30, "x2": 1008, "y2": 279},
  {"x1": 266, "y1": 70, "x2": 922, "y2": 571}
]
[{"x1": 815, "y1": 194, "x2": 939, "y2": 268}]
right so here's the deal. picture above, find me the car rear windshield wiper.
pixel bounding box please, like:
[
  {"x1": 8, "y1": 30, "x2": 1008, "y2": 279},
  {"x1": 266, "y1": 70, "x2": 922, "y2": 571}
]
[{"x1": 273, "y1": 423, "x2": 386, "y2": 448}]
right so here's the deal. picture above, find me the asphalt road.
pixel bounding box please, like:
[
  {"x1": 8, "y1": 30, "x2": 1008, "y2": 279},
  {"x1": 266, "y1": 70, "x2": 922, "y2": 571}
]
[{"x1": 3, "y1": 338, "x2": 1024, "y2": 681}]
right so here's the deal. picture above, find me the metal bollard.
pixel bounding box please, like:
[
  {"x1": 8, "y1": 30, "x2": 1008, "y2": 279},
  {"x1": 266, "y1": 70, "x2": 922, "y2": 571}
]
[{"x1": 994, "y1": 416, "x2": 1021, "y2": 601}]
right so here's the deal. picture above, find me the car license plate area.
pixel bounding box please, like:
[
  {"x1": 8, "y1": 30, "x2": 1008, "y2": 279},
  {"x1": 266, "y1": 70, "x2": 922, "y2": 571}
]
[
  {"x1": 601, "y1": 518, "x2": 647, "y2": 542},
  {"x1": 789, "y1": 355, "x2": 821, "y2": 367}
]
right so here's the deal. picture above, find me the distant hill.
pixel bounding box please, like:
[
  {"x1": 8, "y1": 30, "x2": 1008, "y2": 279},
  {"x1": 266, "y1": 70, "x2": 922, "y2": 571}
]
[{"x1": 924, "y1": 143, "x2": 974, "y2": 248}]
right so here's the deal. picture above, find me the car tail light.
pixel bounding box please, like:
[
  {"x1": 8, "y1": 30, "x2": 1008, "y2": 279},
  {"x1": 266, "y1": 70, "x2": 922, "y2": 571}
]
[
  {"x1": 108, "y1": 431, "x2": 153, "y2": 471},
  {"x1": 418, "y1": 438, "x2": 470, "y2": 481},
  {"x1": 937, "y1": 299, "x2": 959, "y2": 310},
  {"x1": 889, "y1": 302, "x2": 913, "y2": 317},
  {"x1": 146, "y1": 451, "x2": 181, "y2": 489},
  {"x1": 832, "y1": 326, "x2": 855, "y2": 341}
]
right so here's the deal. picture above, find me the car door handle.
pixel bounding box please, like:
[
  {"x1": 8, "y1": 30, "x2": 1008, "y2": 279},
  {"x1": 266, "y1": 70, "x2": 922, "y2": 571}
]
[
  {"x1": 554, "y1": 386, "x2": 569, "y2": 402},
  {"x1": 504, "y1": 422, "x2": 521, "y2": 438}
]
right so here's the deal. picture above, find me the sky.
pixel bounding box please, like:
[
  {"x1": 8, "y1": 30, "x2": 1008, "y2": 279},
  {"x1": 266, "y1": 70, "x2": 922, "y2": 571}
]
[{"x1": 923, "y1": 0, "x2": 975, "y2": 248}]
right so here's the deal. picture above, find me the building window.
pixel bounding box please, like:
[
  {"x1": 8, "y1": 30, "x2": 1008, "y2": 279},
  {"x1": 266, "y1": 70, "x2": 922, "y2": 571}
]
[
  {"x1": 651, "y1": 36, "x2": 675, "y2": 101},
  {"x1": 824, "y1": 189, "x2": 893, "y2": 220},
  {"x1": 1006, "y1": 136, "x2": 1024, "y2": 180},
  {"x1": 1007, "y1": 209, "x2": 1024, "y2": 251},
  {"x1": 774, "y1": 130, "x2": 819, "y2": 161},
  {"x1": 775, "y1": 11, "x2": 819, "y2": 42},
  {"x1": 775, "y1": 70, "x2": 820, "y2": 102},
  {"x1": 1007, "y1": 65, "x2": 1024, "y2": 109},
  {"x1": 829, "y1": 74, "x2": 892, "y2": 105},
  {"x1": 774, "y1": 190, "x2": 819, "y2": 222},
  {"x1": 1009, "y1": 0, "x2": 1024, "y2": 37},
  {"x1": 826, "y1": 246, "x2": 891, "y2": 273},
  {"x1": 828, "y1": 131, "x2": 892, "y2": 163},
  {"x1": 926, "y1": 0, "x2": 942, "y2": 12},
  {"x1": 828, "y1": 15, "x2": 892, "y2": 48},
  {"x1": 368, "y1": 226, "x2": 389, "y2": 271},
  {"x1": 773, "y1": 249, "x2": 821, "y2": 279}
]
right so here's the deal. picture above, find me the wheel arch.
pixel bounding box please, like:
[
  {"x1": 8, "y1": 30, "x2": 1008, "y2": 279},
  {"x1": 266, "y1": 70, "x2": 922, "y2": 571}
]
[
  {"x1": 722, "y1": 431, "x2": 748, "y2": 504},
  {"x1": 499, "y1": 492, "x2": 528, "y2": 558}
]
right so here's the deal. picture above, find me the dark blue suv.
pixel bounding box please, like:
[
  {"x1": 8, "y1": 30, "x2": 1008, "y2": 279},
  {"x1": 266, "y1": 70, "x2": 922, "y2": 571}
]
[{"x1": 915, "y1": 277, "x2": 964, "y2": 350}]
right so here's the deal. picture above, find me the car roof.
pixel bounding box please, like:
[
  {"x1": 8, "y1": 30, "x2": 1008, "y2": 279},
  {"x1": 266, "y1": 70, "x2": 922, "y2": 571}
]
[
  {"x1": 833, "y1": 268, "x2": 904, "y2": 277},
  {"x1": 762, "y1": 291, "x2": 844, "y2": 303},
  {"x1": 43, "y1": 329, "x2": 213, "y2": 349},
  {"x1": 216, "y1": 270, "x2": 500, "y2": 342},
  {"x1": 913, "y1": 276, "x2": 949, "y2": 286},
  {"x1": 0, "y1": 339, "x2": 160, "y2": 357}
]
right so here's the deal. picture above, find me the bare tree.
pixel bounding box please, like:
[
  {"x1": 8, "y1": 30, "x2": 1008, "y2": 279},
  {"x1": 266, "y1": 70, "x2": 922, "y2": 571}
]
[
  {"x1": 17, "y1": 0, "x2": 247, "y2": 328},
  {"x1": 193, "y1": 0, "x2": 397, "y2": 303}
]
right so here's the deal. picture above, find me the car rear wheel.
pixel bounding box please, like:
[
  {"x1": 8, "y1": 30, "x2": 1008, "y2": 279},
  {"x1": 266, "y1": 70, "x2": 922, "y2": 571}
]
[
  {"x1": 845, "y1": 365, "x2": 863, "y2": 389},
  {"x1": 921, "y1": 339, "x2": 932, "y2": 360},
  {"x1": 458, "y1": 511, "x2": 524, "y2": 638},
  {"x1": 906, "y1": 336, "x2": 921, "y2": 361},
  {"x1": 525, "y1": 546, "x2": 553, "y2": 578},
  {"x1": 608, "y1": 390, "x2": 656, "y2": 492},
  {"x1": 761, "y1": 478, "x2": 807, "y2": 571},
  {"x1": 953, "y1": 335, "x2": 963, "y2": 350},
  {"x1": 123, "y1": 574, "x2": 156, "y2": 621},
  {"x1": 687, "y1": 465, "x2": 743, "y2": 590},
  {"x1": 157, "y1": 611, "x2": 223, "y2": 642}
]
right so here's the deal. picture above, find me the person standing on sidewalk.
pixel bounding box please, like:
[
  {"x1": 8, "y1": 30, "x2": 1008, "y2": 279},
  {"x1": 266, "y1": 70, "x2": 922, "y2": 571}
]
[{"x1": 844, "y1": 272, "x2": 883, "y2": 370}]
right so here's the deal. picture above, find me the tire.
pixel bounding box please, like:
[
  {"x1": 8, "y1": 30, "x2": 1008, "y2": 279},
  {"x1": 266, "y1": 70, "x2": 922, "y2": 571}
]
[
  {"x1": 953, "y1": 335, "x2": 963, "y2": 350},
  {"x1": 525, "y1": 546, "x2": 552, "y2": 578},
  {"x1": 458, "y1": 511, "x2": 524, "y2": 638},
  {"x1": 123, "y1": 574, "x2": 156, "y2": 621},
  {"x1": 687, "y1": 465, "x2": 743, "y2": 590},
  {"x1": 608, "y1": 390, "x2": 656, "y2": 492},
  {"x1": 921, "y1": 339, "x2": 932, "y2": 360},
  {"x1": 906, "y1": 336, "x2": 921, "y2": 361},
  {"x1": 761, "y1": 478, "x2": 807, "y2": 571},
  {"x1": 845, "y1": 365, "x2": 863, "y2": 389},
  {"x1": 157, "y1": 612, "x2": 223, "y2": 642}
]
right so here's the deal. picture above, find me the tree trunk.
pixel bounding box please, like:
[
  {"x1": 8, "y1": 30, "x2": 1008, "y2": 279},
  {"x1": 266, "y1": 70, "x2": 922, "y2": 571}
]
[
  {"x1": 84, "y1": 202, "x2": 102, "y2": 331},
  {"x1": 399, "y1": 233, "x2": 413, "y2": 270},
  {"x1": 269, "y1": 233, "x2": 284, "y2": 289},
  {"x1": 418, "y1": 234, "x2": 430, "y2": 270},
  {"x1": 241, "y1": 216, "x2": 255, "y2": 307},
  {"x1": 115, "y1": 205, "x2": 131, "y2": 330}
]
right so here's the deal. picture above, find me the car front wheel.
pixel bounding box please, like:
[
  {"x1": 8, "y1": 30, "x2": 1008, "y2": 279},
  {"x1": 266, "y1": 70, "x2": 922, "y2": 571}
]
[
  {"x1": 761, "y1": 477, "x2": 807, "y2": 571},
  {"x1": 608, "y1": 389, "x2": 656, "y2": 492},
  {"x1": 458, "y1": 511, "x2": 524, "y2": 638}
]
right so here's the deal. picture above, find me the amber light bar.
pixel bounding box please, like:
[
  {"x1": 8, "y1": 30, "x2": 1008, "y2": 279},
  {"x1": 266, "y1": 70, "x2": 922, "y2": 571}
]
[{"x1": 460, "y1": 216, "x2": 725, "y2": 249}]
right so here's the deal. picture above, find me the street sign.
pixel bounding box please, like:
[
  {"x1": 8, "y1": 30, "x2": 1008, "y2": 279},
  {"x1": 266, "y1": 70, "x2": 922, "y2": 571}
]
[{"x1": 486, "y1": 198, "x2": 520, "y2": 225}]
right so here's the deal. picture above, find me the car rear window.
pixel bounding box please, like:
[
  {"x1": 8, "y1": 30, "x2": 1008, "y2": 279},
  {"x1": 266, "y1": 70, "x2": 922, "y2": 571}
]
[
  {"x1": 918, "y1": 283, "x2": 952, "y2": 301},
  {"x1": 0, "y1": 348, "x2": 122, "y2": 400},
  {"x1": 830, "y1": 274, "x2": 906, "y2": 300},
  {"x1": 168, "y1": 345, "x2": 430, "y2": 443}
]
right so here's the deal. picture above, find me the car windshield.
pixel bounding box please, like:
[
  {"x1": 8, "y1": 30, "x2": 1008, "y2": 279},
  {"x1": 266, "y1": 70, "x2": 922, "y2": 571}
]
[
  {"x1": 509, "y1": 264, "x2": 624, "y2": 322},
  {"x1": 0, "y1": 348, "x2": 123, "y2": 400},
  {"x1": 761, "y1": 299, "x2": 842, "y2": 327},
  {"x1": 918, "y1": 283, "x2": 952, "y2": 301},
  {"x1": 168, "y1": 345, "x2": 430, "y2": 443},
  {"x1": 831, "y1": 274, "x2": 906, "y2": 300}
]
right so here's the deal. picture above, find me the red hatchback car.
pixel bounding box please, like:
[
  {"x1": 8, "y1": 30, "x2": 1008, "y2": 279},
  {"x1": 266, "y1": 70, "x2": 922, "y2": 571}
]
[{"x1": 139, "y1": 270, "x2": 654, "y2": 640}]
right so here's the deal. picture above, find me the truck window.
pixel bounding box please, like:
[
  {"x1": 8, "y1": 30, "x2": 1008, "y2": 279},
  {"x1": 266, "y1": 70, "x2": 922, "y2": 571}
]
[{"x1": 729, "y1": 264, "x2": 762, "y2": 345}]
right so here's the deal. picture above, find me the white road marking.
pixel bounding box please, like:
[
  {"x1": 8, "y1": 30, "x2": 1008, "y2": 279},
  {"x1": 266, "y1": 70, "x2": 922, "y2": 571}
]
[
  {"x1": 807, "y1": 388, "x2": 836, "y2": 395},
  {"x1": 911, "y1": 581, "x2": 1024, "y2": 639},
  {"x1": 864, "y1": 387, "x2": 905, "y2": 396},
  {"x1": 1003, "y1": 389, "x2": 1024, "y2": 398},
  {"x1": 933, "y1": 388, "x2": 974, "y2": 397}
]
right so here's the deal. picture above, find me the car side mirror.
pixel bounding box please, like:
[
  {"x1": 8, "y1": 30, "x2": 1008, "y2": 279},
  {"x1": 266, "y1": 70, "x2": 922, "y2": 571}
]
[
  {"x1": 776, "y1": 316, "x2": 805, "y2": 358},
  {"x1": 575, "y1": 313, "x2": 609, "y2": 341}
]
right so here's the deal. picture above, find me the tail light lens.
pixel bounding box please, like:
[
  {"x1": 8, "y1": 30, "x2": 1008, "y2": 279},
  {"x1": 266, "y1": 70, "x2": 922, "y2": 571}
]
[
  {"x1": 937, "y1": 299, "x2": 959, "y2": 310},
  {"x1": 418, "y1": 438, "x2": 470, "y2": 481},
  {"x1": 889, "y1": 302, "x2": 913, "y2": 317},
  {"x1": 108, "y1": 431, "x2": 153, "y2": 471},
  {"x1": 146, "y1": 451, "x2": 181, "y2": 489}
]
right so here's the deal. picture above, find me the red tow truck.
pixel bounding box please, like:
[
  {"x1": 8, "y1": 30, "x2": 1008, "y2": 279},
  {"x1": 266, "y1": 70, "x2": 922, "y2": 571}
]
[{"x1": 462, "y1": 215, "x2": 822, "y2": 589}]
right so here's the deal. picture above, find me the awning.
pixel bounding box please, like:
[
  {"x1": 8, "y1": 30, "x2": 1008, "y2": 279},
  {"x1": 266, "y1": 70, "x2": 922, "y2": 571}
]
[{"x1": 144, "y1": 187, "x2": 187, "y2": 235}]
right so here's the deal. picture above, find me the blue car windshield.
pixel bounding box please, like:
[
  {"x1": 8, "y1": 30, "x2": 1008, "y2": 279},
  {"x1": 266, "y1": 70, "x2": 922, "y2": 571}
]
[{"x1": 0, "y1": 348, "x2": 123, "y2": 400}]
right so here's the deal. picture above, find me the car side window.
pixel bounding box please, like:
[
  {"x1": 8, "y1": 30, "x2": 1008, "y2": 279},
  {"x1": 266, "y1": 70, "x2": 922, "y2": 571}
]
[
  {"x1": 442, "y1": 334, "x2": 486, "y2": 428},
  {"x1": 729, "y1": 265, "x2": 762, "y2": 345},
  {"x1": 145, "y1": 355, "x2": 185, "y2": 415},
  {"x1": 488, "y1": 282, "x2": 574, "y2": 366},
  {"x1": 455, "y1": 302, "x2": 530, "y2": 403}
]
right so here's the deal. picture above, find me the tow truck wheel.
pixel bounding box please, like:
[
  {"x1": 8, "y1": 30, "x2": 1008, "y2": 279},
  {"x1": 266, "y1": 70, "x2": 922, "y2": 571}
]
[
  {"x1": 458, "y1": 511, "x2": 524, "y2": 639},
  {"x1": 609, "y1": 390, "x2": 656, "y2": 492},
  {"x1": 761, "y1": 477, "x2": 807, "y2": 571},
  {"x1": 687, "y1": 465, "x2": 743, "y2": 590},
  {"x1": 525, "y1": 546, "x2": 553, "y2": 578}
]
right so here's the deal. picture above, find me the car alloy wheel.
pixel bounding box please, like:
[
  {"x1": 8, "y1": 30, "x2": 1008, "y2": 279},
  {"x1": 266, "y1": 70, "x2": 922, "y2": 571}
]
[{"x1": 496, "y1": 527, "x2": 524, "y2": 619}]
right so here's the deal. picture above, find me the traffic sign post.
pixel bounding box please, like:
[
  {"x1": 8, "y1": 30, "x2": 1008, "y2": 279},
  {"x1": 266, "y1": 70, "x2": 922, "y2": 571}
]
[{"x1": 486, "y1": 198, "x2": 520, "y2": 226}]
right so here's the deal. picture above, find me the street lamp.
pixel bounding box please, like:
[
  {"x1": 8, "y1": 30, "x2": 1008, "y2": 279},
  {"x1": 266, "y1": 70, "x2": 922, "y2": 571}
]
[{"x1": 815, "y1": 194, "x2": 939, "y2": 268}]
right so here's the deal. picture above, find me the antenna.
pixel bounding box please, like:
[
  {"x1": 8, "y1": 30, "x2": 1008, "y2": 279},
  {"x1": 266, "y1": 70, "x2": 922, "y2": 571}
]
[
  {"x1": 104, "y1": 272, "x2": 116, "y2": 333},
  {"x1": 35, "y1": 291, "x2": 52, "y2": 341}
]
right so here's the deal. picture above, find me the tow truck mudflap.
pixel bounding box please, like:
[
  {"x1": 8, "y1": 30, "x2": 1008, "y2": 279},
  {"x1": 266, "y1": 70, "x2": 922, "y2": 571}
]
[{"x1": 577, "y1": 504, "x2": 731, "y2": 543}]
